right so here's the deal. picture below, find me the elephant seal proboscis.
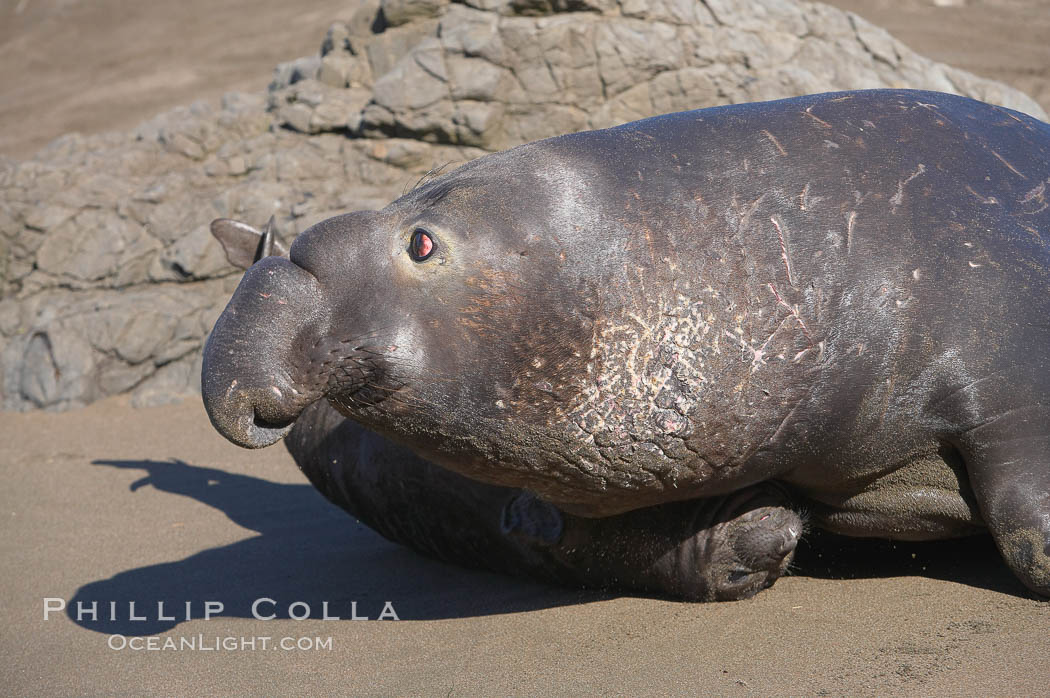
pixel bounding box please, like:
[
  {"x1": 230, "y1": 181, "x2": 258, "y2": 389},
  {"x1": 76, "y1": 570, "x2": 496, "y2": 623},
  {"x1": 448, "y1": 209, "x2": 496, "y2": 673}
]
[{"x1": 203, "y1": 90, "x2": 1050, "y2": 599}]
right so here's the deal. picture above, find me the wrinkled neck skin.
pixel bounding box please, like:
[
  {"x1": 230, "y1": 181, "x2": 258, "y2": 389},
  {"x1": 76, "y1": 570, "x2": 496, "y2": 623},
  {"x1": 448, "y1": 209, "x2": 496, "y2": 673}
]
[{"x1": 317, "y1": 128, "x2": 825, "y2": 518}]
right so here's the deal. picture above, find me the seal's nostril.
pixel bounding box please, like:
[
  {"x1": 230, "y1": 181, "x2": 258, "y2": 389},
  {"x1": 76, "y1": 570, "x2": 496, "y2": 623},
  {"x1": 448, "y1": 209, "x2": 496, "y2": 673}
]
[
  {"x1": 777, "y1": 531, "x2": 800, "y2": 556},
  {"x1": 251, "y1": 406, "x2": 293, "y2": 431}
]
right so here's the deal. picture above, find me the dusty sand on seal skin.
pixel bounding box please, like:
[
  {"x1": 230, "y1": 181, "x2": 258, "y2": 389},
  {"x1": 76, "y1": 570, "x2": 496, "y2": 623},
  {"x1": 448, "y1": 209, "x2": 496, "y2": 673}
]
[
  {"x1": 1, "y1": 396, "x2": 1048, "y2": 694},
  {"x1": 2, "y1": 0, "x2": 1049, "y2": 693}
]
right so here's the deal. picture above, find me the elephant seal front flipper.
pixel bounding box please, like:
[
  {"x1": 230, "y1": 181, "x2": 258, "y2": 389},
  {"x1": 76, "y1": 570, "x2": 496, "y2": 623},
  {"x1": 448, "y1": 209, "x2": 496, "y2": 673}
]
[{"x1": 936, "y1": 379, "x2": 1050, "y2": 596}]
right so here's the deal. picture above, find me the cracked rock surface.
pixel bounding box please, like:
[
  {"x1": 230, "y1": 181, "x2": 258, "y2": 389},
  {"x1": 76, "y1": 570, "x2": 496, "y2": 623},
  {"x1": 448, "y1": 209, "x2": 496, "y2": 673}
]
[{"x1": 1, "y1": 0, "x2": 1044, "y2": 411}]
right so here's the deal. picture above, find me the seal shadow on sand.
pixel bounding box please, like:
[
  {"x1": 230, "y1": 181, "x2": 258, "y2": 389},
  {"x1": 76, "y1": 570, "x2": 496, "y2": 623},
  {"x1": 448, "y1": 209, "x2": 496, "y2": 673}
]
[
  {"x1": 72, "y1": 458, "x2": 600, "y2": 636},
  {"x1": 70, "y1": 459, "x2": 1030, "y2": 635}
]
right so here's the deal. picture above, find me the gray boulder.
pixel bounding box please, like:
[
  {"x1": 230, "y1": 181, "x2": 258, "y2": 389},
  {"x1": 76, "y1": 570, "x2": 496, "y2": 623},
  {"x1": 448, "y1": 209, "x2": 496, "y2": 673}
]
[{"x1": 270, "y1": 0, "x2": 1045, "y2": 150}]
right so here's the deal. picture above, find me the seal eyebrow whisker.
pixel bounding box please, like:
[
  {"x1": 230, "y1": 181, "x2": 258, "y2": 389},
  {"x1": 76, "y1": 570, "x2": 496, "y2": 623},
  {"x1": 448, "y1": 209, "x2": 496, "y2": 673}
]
[
  {"x1": 405, "y1": 161, "x2": 457, "y2": 195},
  {"x1": 408, "y1": 171, "x2": 482, "y2": 208}
]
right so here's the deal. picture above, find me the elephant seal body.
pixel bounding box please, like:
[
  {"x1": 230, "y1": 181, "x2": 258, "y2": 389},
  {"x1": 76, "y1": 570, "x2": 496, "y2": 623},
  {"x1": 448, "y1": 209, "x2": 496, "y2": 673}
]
[
  {"x1": 286, "y1": 400, "x2": 801, "y2": 601},
  {"x1": 203, "y1": 89, "x2": 1050, "y2": 598}
]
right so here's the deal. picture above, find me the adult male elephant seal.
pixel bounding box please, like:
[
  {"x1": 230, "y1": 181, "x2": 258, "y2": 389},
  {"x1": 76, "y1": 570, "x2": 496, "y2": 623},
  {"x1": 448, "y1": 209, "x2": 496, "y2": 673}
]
[
  {"x1": 208, "y1": 220, "x2": 804, "y2": 602},
  {"x1": 203, "y1": 89, "x2": 1050, "y2": 599}
]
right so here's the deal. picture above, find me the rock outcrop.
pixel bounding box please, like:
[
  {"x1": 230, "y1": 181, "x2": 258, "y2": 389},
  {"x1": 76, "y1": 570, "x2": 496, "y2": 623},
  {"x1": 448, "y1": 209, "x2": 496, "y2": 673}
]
[{"x1": 1, "y1": 0, "x2": 1044, "y2": 411}]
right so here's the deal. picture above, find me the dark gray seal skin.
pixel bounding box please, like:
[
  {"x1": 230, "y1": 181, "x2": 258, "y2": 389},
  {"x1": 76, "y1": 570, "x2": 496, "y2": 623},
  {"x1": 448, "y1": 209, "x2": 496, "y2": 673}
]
[
  {"x1": 203, "y1": 89, "x2": 1050, "y2": 597},
  {"x1": 211, "y1": 219, "x2": 803, "y2": 601},
  {"x1": 287, "y1": 400, "x2": 801, "y2": 602}
]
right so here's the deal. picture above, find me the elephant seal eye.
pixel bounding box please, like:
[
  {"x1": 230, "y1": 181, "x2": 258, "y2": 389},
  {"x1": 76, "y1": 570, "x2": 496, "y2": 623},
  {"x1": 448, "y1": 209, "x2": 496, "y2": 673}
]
[{"x1": 409, "y1": 229, "x2": 434, "y2": 261}]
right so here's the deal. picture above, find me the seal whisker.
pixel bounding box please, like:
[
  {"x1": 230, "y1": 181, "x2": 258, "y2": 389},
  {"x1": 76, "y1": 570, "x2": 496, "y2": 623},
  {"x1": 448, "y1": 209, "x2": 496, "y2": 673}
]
[{"x1": 405, "y1": 161, "x2": 458, "y2": 195}]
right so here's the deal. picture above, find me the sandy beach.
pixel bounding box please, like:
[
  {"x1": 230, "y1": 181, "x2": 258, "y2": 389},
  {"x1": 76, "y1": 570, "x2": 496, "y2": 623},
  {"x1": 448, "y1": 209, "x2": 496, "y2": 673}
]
[
  {"x1": 2, "y1": 0, "x2": 1049, "y2": 694},
  {"x1": 2, "y1": 397, "x2": 1049, "y2": 693}
]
